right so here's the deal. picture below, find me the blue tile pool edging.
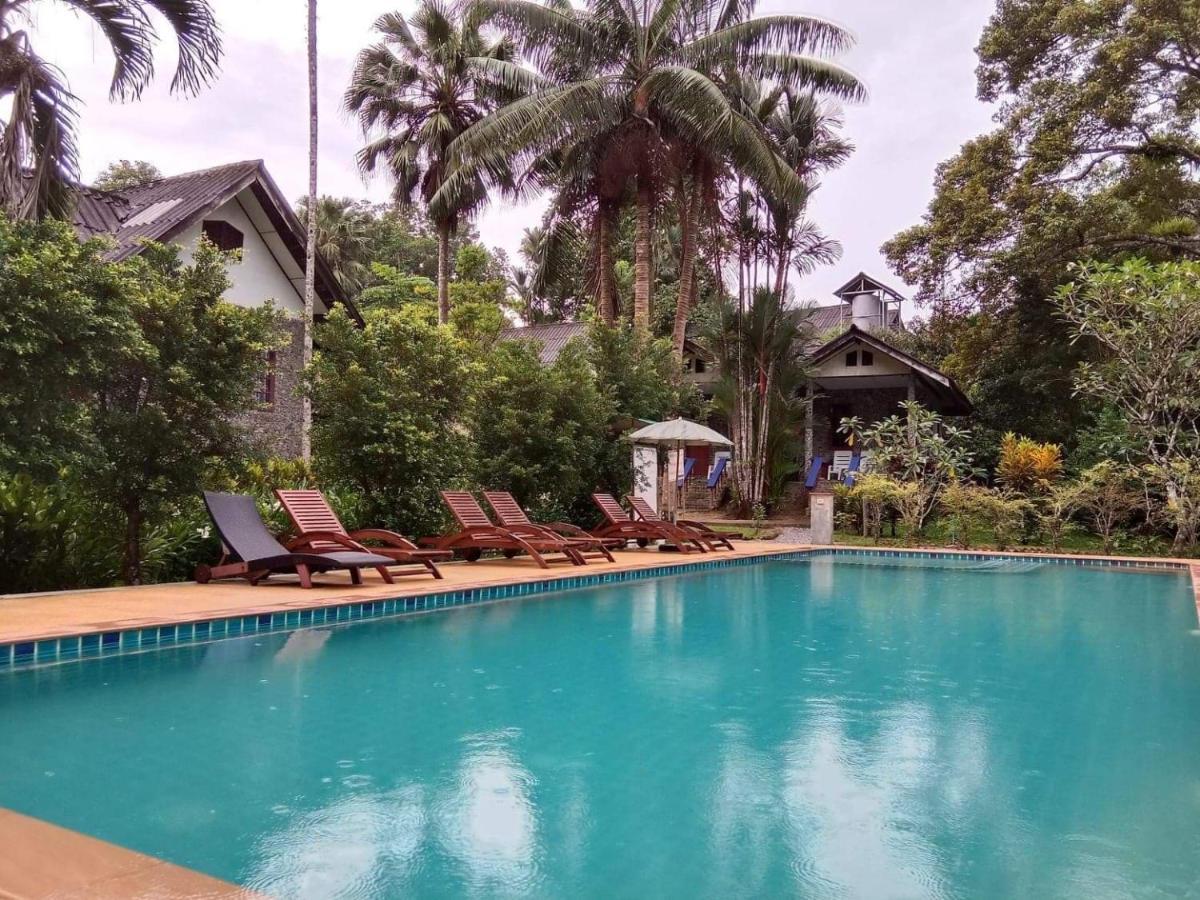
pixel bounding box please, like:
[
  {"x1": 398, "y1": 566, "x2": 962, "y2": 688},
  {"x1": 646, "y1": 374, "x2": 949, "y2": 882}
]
[{"x1": 1, "y1": 548, "x2": 1189, "y2": 672}]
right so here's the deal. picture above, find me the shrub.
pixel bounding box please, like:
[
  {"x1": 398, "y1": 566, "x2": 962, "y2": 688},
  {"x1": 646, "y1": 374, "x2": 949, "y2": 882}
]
[
  {"x1": 847, "y1": 473, "x2": 903, "y2": 542},
  {"x1": 1073, "y1": 461, "x2": 1141, "y2": 554},
  {"x1": 472, "y1": 340, "x2": 615, "y2": 522},
  {"x1": 997, "y1": 432, "x2": 1063, "y2": 494},
  {"x1": 305, "y1": 306, "x2": 478, "y2": 539},
  {"x1": 839, "y1": 401, "x2": 980, "y2": 536},
  {"x1": 941, "y1": 483, "x2": 1031, "y2": 550},
  {"x1": 1037, "y1": 482, "x2": 1082, "y2": 551}
]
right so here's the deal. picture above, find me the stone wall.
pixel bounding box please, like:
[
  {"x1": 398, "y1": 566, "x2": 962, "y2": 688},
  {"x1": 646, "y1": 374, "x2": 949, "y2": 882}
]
[
  {"x1": 236, "y1": 317, "x2": 306, "y2": 459},
  {"x1": 808, "y1": 386, "x2": 909, "y2": 460}
]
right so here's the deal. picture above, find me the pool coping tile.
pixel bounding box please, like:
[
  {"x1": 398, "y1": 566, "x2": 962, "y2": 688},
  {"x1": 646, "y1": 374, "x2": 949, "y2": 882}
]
[{"x1": 1, "y1": 545, "x2": 1195, "y2": 672}]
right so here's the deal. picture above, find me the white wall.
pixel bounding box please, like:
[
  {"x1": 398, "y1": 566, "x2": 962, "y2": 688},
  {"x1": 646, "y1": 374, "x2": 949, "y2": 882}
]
[
  {"x1": 812, "y1": 340, "x2": 910, "y2": 378},
  {"x1": 174, "y1": 188, "x2": 328, "y2": 318}
]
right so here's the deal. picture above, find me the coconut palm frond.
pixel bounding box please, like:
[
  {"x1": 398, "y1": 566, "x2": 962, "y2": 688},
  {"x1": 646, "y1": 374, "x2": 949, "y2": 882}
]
[
  {"x1": 739, "y1": 54, "x2": 865, "y2": 102},
  {"x1": 686, "y1": 14, "x2": 854, "y2": 60},
  {"x1": 0, "y1": 36, "x2": 79, "y2": 219},
  {"x1": 58, "y1": 0, "x2": 221, "y2": 99}
]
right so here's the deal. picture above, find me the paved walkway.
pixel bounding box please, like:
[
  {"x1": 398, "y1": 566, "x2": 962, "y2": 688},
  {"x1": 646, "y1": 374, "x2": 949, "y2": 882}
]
[{"x1": 0, "y1": 542, "x2": 805, "y2": 644}]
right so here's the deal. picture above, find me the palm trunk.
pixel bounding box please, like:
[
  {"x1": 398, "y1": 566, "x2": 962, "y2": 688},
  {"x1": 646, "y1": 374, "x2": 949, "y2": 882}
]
[
  {"x1": 436, "y1": 220, "x2": 451, "y2": 324},
  {"x1": 633, "y1": 174, "x2": 653, "y2": 332},
  {"x1": 595, "y1": 205, "x2": 616, "y2": 325},
  {"x1": 301, "y1": 0, "x2": 318, "y2": 461},
  {"x1": 671, "y1": 181, "x2": 702, "y2": 358},
  {"x1": 773, "y1": 239, "x2": 788, "y2": 299}
]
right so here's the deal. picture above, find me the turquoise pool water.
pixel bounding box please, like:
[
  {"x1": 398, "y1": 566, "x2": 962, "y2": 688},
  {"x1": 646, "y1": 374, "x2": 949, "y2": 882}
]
[{"x1": 2, "y1": 557, "x2": 1198, "y2": 898}]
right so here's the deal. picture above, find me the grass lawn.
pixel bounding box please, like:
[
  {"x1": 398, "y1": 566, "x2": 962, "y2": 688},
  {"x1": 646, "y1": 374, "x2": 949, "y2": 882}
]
[{"x1": 833, "y1": 523, "x2": 1193, "y2": 559}]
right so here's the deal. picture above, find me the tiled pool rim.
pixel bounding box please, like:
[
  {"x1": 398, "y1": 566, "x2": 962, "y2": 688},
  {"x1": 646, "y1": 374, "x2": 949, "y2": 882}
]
[{"x1": 2, "y1": 547, "x2": 1194, "y2": 673}]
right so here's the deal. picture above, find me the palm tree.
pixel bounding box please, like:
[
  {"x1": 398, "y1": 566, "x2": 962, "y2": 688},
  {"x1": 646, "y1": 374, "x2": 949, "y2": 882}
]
[
  {"x1": 302, "y1": 0, "x2": 317, "y2": 461},
  {"x1": 760, "y1": 88, "x2": 850, "y2": 297},
  {"x1": 446, "y1": 0, "x2": 864, "y2": 332},
  {"x1": 346, "y1": 2, "x2": 516, "y2": 324},
  {"x1": 0, "y1": 0, "x2": 221, "y2": 219},
  {"x1": 707, "y1": 285, "x2": 811, "y2": 514},
  {"x1": 295, "y1": 196, "x2": 374, "y2": 296}
]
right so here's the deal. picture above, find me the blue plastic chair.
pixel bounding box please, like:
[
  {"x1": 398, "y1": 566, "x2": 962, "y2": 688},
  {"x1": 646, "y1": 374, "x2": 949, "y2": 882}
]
[
  {"x1": 675, "y1": 457, "x2": 697, "y2": 488},
  {"x1": 706, "y1": 456, "x2": 728, "y2": 489},
  {"x1": 804, "y1": 455, "x2": 824, "y2": 489},
  {"x1": 843, "y1": 452, "x2": 863, "y2": 487}
]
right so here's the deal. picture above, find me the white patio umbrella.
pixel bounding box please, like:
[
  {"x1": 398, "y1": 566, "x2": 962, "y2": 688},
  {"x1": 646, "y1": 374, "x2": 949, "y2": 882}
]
[{"x1": 628, "y1": 417, "x2": 733, "y2": 520}]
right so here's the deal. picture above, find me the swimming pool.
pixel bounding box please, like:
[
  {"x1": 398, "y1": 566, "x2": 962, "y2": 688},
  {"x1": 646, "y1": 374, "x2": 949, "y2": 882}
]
[{"x1": 2, "y1": 555, "x2": 1198, "y2": 897}]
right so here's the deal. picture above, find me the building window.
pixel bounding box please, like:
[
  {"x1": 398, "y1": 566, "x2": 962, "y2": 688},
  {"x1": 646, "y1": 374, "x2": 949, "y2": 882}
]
[
  {"x1": 694, "y1": 358, "x2": 706, "y2": 374},
  {"x1": 845, "y1": 350, "x2": 858, "y2": 367},
  {"x1": 861, "y1": 350, "x2": 874, "y2": 366},
  {"x1": 202, "y1": 219, "x2": 244, "y2": 253},
  {"x1": 255, "y1": 351, "x2": 277, "y2": 406}
]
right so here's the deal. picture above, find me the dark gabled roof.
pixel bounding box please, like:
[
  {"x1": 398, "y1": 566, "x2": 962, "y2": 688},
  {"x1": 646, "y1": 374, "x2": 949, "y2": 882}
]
[
  {"x1": 800, "y1": 302, "x2": 903, "y2": 335},
  {"x1": 500, "y1": 321, "x2": 713, "y2": 365},
  {"x1": 832, "y1": 271, "x2": 906, "y2": 304},
  {"x1": 808, "y1": 324, "x2": 973, "y2": 414},
  {"x1": 498, "y1": 321, "x2": 590, "y2": 364},
  {"x1": 73, "y1": 160, "x2": 360, "y2": 324}
]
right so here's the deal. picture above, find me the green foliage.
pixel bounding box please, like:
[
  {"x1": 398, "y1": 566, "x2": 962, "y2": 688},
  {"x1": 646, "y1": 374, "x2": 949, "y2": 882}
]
[
  {"x1": 0, "y1": 474, "x2": 120, "y2": 593},
  {"x1": 1037, "y1": 481, "x2": 1083, "y2": 552},
  {"x1": 846, "y1": 473, "x2": 903, "y2": 542},
  {"x1": 357, "y1": 265, "x2": 438, "y2": 310},
  {"x1": 941, "y1": 483, "x2": 1030, "y2": 551},
  {"x1": 586, "y1": 324, "x2": 702, "y2": 423},
  {"x1": 79, "y1": 240, "x2": 287, "y2": 582},
  {"x1": 0, "y1": 217, "x2": 137, "y2": 473},
  {"x1": 839, "y1": 401, "x2": 981, "y2": 536},
  {"x1": 705, "y1": 288, "x2": 809, "y2": 514},
  {"x1": 1071, "y1": 461, "x2": 1141, "y2": 554},
  {"x1": 473, "y1": 341, "x2": 614, "y2": 522},
  {"x1": 304, "y1": 307, "x2": 479, "y2": 539},
  {"x1": 1055, "y1": 258, "x2": 1200, "y2": 548},
  {"x1": 93, "y1": 159, "x2": 162, "y2": 191}
]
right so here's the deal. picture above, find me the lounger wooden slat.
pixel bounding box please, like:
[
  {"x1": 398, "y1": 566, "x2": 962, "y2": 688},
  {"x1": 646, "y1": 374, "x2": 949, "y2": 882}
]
[
  {"x1": 590, "y1": 493, "x2": 704, "y2": 552},
  {"x1": 626, "y1": 495, "x2": 734, "y2": 551},
  {"x1": 424, "y1": 492, "x2": 585, "y2": 568},
  {"x1": 483, "y1": 491, "x2": 618, "y2": 562},
  {"x1": 276, "y1": 489, "x2": 450, "y2": 579}
]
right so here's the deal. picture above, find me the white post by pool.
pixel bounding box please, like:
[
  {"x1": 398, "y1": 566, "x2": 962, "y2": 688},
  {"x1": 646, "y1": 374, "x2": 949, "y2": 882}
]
[
  {"x1": 633, "y1": 443, "x2": 659, "y2": 513},
  {"x1": 810, "y1": 491, "x2": 834, "y2": 544}
]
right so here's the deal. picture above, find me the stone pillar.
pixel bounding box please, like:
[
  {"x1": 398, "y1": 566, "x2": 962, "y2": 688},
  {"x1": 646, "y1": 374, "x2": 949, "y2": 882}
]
[{"x1": 810, "y1": 491, "x2": 834, "y2": 545}]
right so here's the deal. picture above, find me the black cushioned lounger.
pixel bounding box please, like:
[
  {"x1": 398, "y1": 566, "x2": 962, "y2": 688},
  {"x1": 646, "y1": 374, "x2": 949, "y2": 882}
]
[{"x1": 195, "y1": 491, "x2": 396, "y2": 588}]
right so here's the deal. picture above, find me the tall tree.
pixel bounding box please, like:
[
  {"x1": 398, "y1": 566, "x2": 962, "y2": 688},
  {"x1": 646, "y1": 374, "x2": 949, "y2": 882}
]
[
  {"x1": 293, "y1": 196, "x2": 372, "y2": 296},
  {"x1": 301, "y1": 0, "x2": 318, "y2": 460},
  {"x1": 92, "y1": 158, "x2": 161, "y2": 190},
  {"x1": 447, "y1": 0, "x2": 864, "y2": 332},
  {"x1": 0, "y1": 0, "x2": 221, "y2": 219},
  {"x1": 346, "y1": 3, "x2": 515, "y2": 324}
]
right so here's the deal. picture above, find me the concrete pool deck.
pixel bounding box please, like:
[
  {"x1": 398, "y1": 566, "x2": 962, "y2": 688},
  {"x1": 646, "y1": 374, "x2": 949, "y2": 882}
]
[{"x1": 0, "y1": 542, "x2": 806, "y2": 645}]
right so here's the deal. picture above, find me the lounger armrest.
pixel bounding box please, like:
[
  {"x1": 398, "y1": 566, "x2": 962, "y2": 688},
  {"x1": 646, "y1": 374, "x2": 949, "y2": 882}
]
[
  {"x1": 677, "y1": 519, "x2": 713, "y2": 532},
  {"x1": 348, "y1": 528, "x2": 419, "y2": 550},
  {"x1": 287, "y1": 530, "x2": 370, "y2": 553}
]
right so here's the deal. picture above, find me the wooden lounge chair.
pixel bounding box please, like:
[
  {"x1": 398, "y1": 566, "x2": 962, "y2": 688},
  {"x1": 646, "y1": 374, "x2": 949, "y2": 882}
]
[
  {"x1": 275, "y1": 489, "x2": 451, "y2": 580},
  {"x1": 424, "y1": 491, "x2": 584, "y2": 568},
  {"x1": 195, "y1": 491, "x2": 396, "y2": 588},
  {"x1": 626, "y1": 494, "x2": 733, "y2": 551},
  {"x1": 482, "y1": 491, "x2": 618, "y2": 562},
  {"x1": 590, "y1": 493, "x2": 705, "y2": 552}
]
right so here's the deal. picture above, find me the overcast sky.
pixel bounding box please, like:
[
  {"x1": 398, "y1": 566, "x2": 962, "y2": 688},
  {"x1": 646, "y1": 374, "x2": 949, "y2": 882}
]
[{"x1": 42, "y1": 0, "x2": 996, "y2": 306}]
